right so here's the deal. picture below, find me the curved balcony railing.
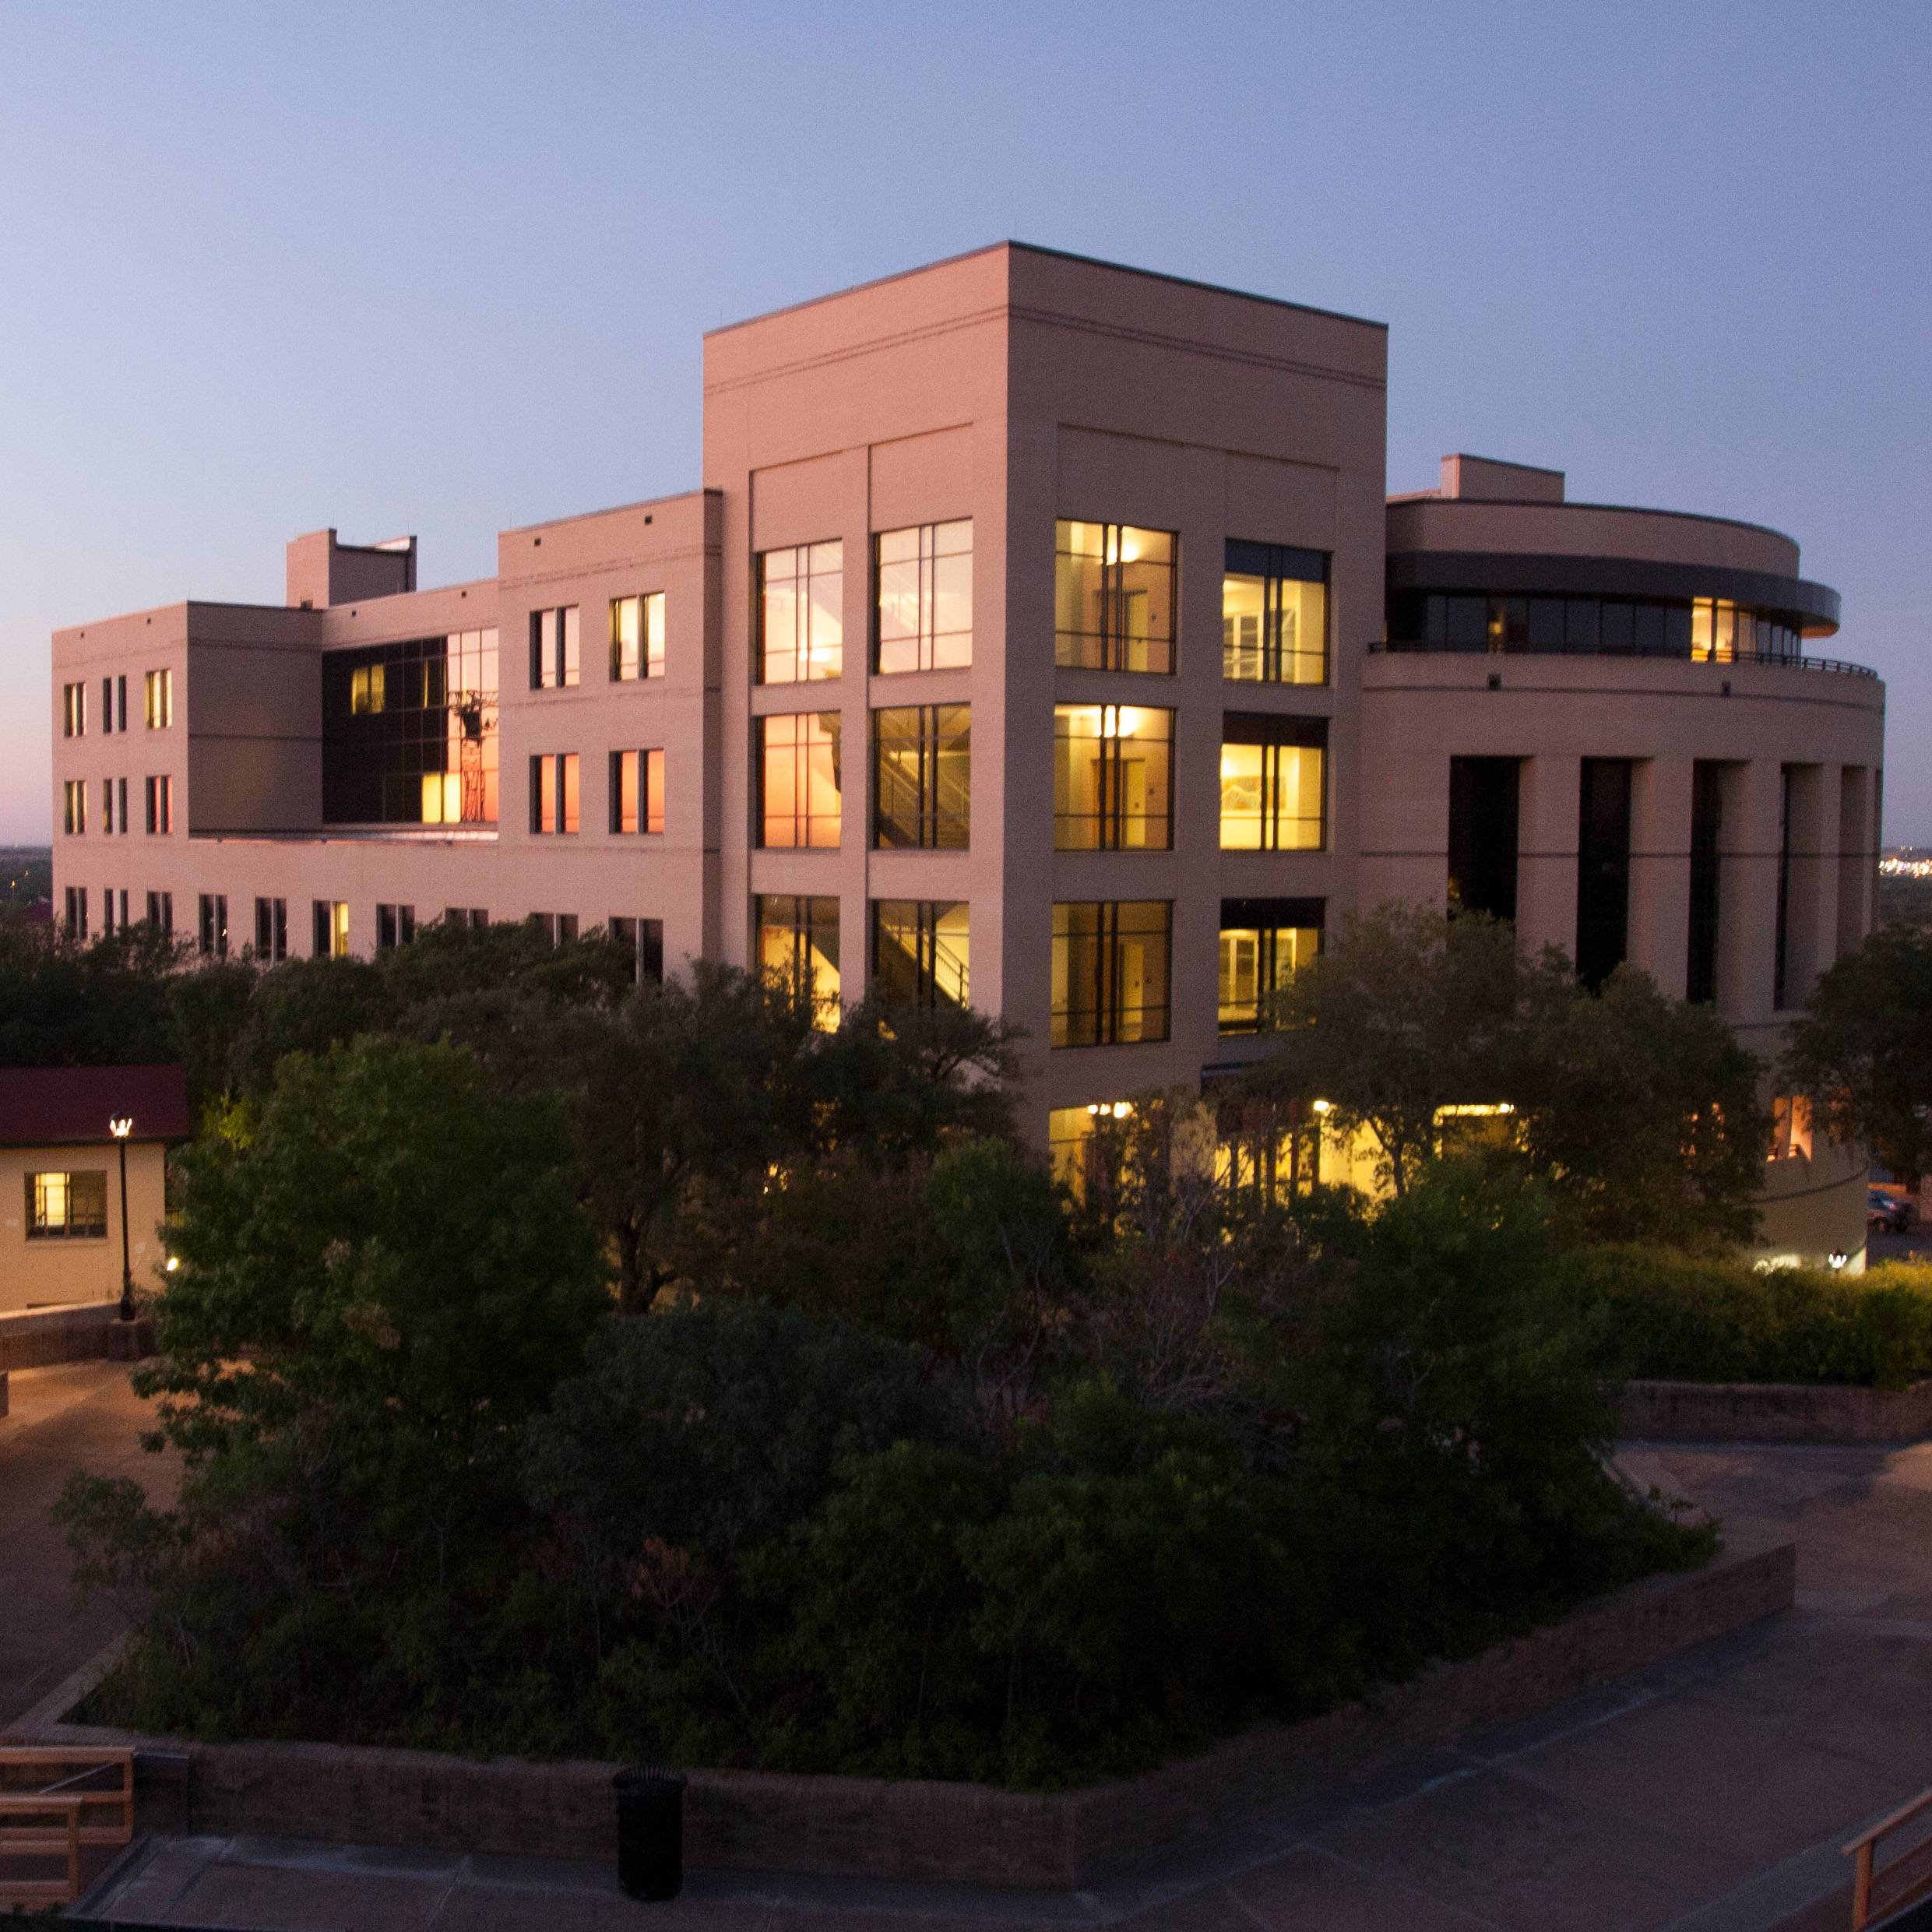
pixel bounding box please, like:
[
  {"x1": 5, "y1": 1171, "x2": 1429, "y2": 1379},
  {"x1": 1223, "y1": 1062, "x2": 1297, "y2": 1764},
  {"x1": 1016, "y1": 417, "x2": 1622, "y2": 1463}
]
[{"x1": 1369, "y1": 639, "x2": 1877, "y2": 678}]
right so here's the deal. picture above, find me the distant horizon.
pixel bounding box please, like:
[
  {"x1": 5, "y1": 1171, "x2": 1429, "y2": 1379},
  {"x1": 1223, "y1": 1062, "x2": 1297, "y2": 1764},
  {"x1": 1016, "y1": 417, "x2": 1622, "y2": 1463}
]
[{"x1": 2, "y1": 5, "x2": 1925, "y2": 842}]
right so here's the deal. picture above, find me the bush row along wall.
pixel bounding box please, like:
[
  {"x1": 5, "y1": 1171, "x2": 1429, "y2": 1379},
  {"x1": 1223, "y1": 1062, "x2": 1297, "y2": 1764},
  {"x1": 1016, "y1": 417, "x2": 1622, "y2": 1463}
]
[{"x1": 11, "y1": 1539, "x2": 1794, "y2": 1891}]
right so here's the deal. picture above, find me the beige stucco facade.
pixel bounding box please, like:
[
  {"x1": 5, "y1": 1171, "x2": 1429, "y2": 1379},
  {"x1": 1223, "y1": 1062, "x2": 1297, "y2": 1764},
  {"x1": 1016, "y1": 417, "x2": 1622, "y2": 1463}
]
[
  {"x1": 48, "y1": 245, "x2": 1885, "y2": 1264},
  {"x1": 0, "y1": 1139, "x2": 167, "y2": 1314}
]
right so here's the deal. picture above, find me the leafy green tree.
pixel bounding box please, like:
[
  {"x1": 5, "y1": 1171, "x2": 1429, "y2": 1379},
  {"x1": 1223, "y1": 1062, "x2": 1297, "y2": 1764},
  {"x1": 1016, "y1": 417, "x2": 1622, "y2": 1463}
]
[
  {"x1": 164, "y1": 956, "x2": 260, "y2": 1117},
  {"x1": 1244, "y1": 903, "x2": 1571, "y2": 1192},
  {"x1": 1784, "y1": 922, "x2": 1932, "y2": 1189},
  {"x1": 1515, "y1": 966, "x2": 1768, "y2": 1248},
  {"x1": 143, "y1": 1033, "x2": 609, "y2": 1462},
  {"x1": 226, "y1": 956, "x2": 386, "y2": 1099}
]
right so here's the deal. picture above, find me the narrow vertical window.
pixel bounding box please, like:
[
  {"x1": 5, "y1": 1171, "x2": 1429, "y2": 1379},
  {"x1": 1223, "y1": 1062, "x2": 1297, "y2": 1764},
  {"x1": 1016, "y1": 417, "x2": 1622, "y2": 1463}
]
[
  {"x1": 610, "y1": 593, "x2": 667, "y2": 681},
  {"x1": 102, "y1": 677, "x2": 114, "y2": 734},
  {"x1": 609, "y1": 750, "x2": 667, "y2": 835},
  {"x1": 609, "y1": 917, "x2": 666, "y2": 984},
  {"x1": 101, "y1": 778, "x2": 116, "y2": 835},
  {"x1": 145, "y1": 668, "x2": 174, "y2": 728},
  {"x1": 1447, "y1": 757, "x2": 1522, "y2": 921},
  {"x1": 758, "y1": 543, "x2": 843, "y2": 684},
  {"x1": 1687, "y1": 762, "x2": 1725, "y2": 1004},
  {"x1": 757, "y1": 714, "x2": 842, "y2": 848},
  {"x1": 875, "y1": 521, "x2": 972, "y2": 672},
  {"x1": 1054, "y1": 523, "x2": 1175, "y2": 673},
  {"x1": 146, "y1": 891, "x2": 173, "y2": 936},
  {"x1": 1054, "y1": 706, "x2": 1173, "y2": 850},
  {"x1": 198, "y1": 893, "x2": 229, "y2": 959},
  {"x1": 1576, "y1": 758, "x2": 1635, "y2": 990},
  {"x1": 1219, "y1": 717, "x2": 1326, "y2": 851},
  {"x1": 1775, "y1": 764, "x2": 1794, "y2": 1010},
  {"x1": 529, "y1": 607, "x2": 580, "y2": 689}
]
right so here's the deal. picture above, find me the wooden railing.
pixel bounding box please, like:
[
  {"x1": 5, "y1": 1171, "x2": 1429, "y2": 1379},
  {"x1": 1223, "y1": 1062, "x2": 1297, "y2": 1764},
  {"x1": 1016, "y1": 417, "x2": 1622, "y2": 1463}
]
[
  {"x1": 1845, "y1": 1786, "x2": 1932, "y2": 1928},
  {"x1": 0, "y1": 1746, "x2": 135, "y2": 1909}
]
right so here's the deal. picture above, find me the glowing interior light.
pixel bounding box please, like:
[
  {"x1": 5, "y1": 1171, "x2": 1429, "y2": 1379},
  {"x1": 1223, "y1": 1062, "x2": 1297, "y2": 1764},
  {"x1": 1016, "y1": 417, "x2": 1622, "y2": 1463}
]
[{"x1": 1311, "y1": 1099, "x2": 1333, "y2": 1115}]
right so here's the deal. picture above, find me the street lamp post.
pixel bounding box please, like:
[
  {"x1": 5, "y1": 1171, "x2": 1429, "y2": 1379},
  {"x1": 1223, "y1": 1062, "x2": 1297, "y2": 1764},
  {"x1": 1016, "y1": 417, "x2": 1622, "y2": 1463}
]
[{"x1": 108, "y1": 1116, "x2": 134, "y2": 1322}]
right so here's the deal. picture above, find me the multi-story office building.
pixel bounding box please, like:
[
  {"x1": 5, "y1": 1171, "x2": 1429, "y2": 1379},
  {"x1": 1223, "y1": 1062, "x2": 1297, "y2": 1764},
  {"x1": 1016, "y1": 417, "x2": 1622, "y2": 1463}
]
[{"x1": 48, "y1": 245, "x2": 1884, "y2": 1261}]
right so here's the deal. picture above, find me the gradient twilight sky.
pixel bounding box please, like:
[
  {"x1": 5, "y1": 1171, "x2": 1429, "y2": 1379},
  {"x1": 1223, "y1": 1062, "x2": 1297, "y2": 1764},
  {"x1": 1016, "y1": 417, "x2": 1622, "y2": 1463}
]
[{"x1": 2, "y1": 3, "x2": 1927, "y2": 844}]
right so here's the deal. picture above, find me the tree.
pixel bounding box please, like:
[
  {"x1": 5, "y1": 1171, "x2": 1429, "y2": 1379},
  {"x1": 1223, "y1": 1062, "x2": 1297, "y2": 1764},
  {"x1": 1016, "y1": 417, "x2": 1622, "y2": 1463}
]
[
  {"x1": 0, "y1": 921, "x2": 177, "y2": 1068},
  {"x1": 1784, "y1": 923, "x2": 1932, "y2": 1190},
  {"x1": 1514, "y1": 966, "x2": 1768, "y2": 1249},
  {"x1": 1242, "y1": 904, "x2": 1571, "y2": 1192},
  {"x1": 143, "y1": 1033, "x2": 610, "y2": 1463}
]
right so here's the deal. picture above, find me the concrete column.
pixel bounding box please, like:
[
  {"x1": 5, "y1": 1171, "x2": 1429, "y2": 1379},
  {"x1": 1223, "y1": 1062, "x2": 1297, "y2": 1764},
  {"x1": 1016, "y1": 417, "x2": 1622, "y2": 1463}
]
[
  {"x1": 1837, "y1": 765, "x2": 1876, "y2": 959},
  {"x1": 1515, "y1": 752, "x2": 1579, "y2": 966},
  {"x1": 1718, "y1": 758, "x2": 1782, "y2": 1026},
  {"x1": 1630, "y1": 755, "x2": 1690, "y2": 996},
  {"x1": 1784, "y1": 763, "x2": 1837, "y2": 1007}
]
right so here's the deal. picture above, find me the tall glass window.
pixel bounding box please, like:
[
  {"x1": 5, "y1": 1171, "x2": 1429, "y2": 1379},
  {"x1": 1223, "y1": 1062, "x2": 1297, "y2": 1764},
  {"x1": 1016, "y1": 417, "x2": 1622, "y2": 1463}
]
[
  {"x1": 1223, "y1": 542, "x2": 1328, "y2": 685},
  {"x1": 1447, "y1": 756, "x2": 1522, "y2": 921},
  {"x1": 1219, "y1": 716, "x2": 1326, "y2": 850},
  {"x1": 872, "y1": 899, "x2": 969, "y2": 1010},
  {"x1": 756, "y1": 894, "x2": 840, "y2": 1022},
  {"x1": 530, "y1": 607, "x2": 580, "y2": 689},
  {"x1": 1218, "y1": 897, "x2": 1322, "y2": 1034},
  {"x1": 873, "y1": 706, "x2": 970, "y2": 848},
  {"x1": 530, "y1": 753, "x2": 580, "y2": 836},
  {"x1": 144, "y1": 668, "x2": 173, "y2": 728},
  {"x1": 758, "y1": 542, "x2": 843, "y2": 684},
  {"x1": 610, "y1": 593, "x2": 667, "y2": 681},
  {"x1": 875, "y1": 521, "x2": 972, "y2": 672},
  {"x1": 1576, "y1": 758, "x2": 1633, "y2": 991},
  {"x1": 1054, "y1": 522, "x2": 1176, "y2": 673},
  {"x1": 757, "y1": 713, "x2": 842, "y2": 848},
  {"x1": 1051, "y1": 901, "x2": 1172, "y2": 1047},
  {"x1": 610, "y1": 749, "x2": 666, "y2": 836},
  {"x1": 1054, "y1": 706, "x2": 1174, "y2": 850},
  {"x1": 62, "y1": 682, "x2": 86, "y2": 737}
]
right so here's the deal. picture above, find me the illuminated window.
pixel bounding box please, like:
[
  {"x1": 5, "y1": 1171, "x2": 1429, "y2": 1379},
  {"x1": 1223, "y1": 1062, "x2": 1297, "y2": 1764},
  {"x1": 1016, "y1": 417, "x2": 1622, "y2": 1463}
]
[
  {"x1": 1220, "y1": 716, "x2": 1326, "y2": 850},
  {"x1": 1223, "y1": 542, "x2": 1327, "y2": 685},
  {"x1": 610, "y1": 749, "x2": 666, "y2": 836},
  {"x1": 62, "y1": 780, "x2": 86, "y2": 836},
  {"x1": 530, "y1": 607, "x2": 580, "y2": 690},
  {"x1": 313, "y1": 900, "x2": 350, "y2": 959},
  {"x1": 254, "y1": 896, "x2": 288, "y2": 962},
  {"x1": 350, "y1": 664, "x2": 386, "y2": 714},
  {"x1": 62, "y1": 682, "x2": 86, "y2": 737},
  {"x1": 144, "y1": 668, "x2": 173, "y2": 729},
  {"x1": 144, "y1": 775, "x2": 174, "y2": 835},
  {"x1": 325, "y1": 630, "x2": 498, "y2": 825},
  {"x1": 529, "y1": 754, "x2": 580, "y2": 836},
  {"x1": 1051, "y1": 901, "x2": 1172, "y2": 1047},
  {"x1": 1214, "y1": 1100, "x2": 1321, "y2": 1202},
  {"x1": 1054, "y1": 705, "x2": 1173, "y2": 850},
  {"x1": 1055, "y1": 521, "x2": 1175, "y2": 673},
  {"x1": 611, "y1": 593, "x2": 667, "y2": 681},
  {"x1": 874, "y1": 706, "x2": 969, "y2": 849},
  {"x1": 1769, "y1": 1095, "x2": 1814, "y2": 1163},
  {"x1": 758, "y1": 713, "x2": 841, "y2": 849},
  {"x1": 1218, "y1": 898, "x2": 1322, "y2": 1033},
  {"x1": 875, "y1": 521, "x2": 971, "y2": 673},
  {"x1": 198, "y1": 893, "x2": 228, "y2": 959},
  {"x1": 25, "y1": 1170, "x2": 107, "y2": 1240},
  {"x1": 872, "y1": 899, "x2": 969, "y2": 1009},
  {"x1": 756, "y1": 895, "x2": 840, "y2": 1024},
  {"x1": 758, "y1": 542, "x2": 843, "y2": 684},
  {"x1": 610, "y1": 917, "x2": 665, "y2": 984}
]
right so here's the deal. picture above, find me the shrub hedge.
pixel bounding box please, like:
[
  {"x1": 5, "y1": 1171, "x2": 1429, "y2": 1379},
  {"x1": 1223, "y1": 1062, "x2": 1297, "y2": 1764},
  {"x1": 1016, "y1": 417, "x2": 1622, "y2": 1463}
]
[{"x1": 1577, "y1": 1247, "x2": 1932, "y2": 1390}]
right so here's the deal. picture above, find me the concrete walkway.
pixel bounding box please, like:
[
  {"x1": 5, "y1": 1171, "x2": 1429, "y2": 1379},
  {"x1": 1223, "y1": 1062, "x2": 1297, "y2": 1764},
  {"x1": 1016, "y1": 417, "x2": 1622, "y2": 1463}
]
[
  {"x1": 0, "y1": 1359, "x2": 174, "y2": 1730},
  {"x1": 62, "y1": 1434, "x2": 1932, "y2": 1930}
]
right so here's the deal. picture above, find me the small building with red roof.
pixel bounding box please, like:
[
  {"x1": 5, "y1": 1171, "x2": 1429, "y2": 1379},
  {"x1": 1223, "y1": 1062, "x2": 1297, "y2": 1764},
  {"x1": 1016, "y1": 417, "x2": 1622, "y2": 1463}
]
[{"x1": 0, "y1": 1065, "x2": 190, "y2": 1313}]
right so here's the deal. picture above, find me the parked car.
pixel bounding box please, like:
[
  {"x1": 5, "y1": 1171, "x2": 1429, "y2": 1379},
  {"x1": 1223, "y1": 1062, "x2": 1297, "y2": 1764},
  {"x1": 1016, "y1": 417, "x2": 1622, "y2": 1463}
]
[{"x1": 1869, "y1": 1188, "x2": 1914, "y2": 1234}]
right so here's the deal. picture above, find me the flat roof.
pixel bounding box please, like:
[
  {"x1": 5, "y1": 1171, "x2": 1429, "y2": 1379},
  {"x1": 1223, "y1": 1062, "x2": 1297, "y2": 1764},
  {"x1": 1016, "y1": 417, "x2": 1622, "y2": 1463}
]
[{"x1": 706, "y1": 238, "x2": 1388, "y2": 340}]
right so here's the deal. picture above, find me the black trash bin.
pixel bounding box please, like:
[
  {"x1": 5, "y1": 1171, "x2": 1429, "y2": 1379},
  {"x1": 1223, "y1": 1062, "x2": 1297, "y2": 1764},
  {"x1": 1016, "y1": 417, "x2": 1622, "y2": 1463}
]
[{"x1": 614, "y1": 1765, "x2": 687, "y2": 1901}]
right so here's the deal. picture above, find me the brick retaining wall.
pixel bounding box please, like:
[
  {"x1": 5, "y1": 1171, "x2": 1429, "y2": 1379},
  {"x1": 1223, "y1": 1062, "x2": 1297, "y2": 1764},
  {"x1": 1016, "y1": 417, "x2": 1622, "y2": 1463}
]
[
  {"x1": 8, "y1": 1538, "x2": 1794, "y2": 1890},
  {"x1": 0, "y1": 1302, "x2": 118, "y2": 1373},
  {"x1": 1621, "y1": 1378, "x2": 1932, "y2": 1445}
]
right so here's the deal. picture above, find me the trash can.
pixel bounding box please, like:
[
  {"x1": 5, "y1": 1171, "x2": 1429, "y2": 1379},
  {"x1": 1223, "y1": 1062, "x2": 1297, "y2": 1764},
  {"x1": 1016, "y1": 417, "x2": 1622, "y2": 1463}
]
[{"x1": 613, "y1": 1765, "x2": 686, "y2": 1901}]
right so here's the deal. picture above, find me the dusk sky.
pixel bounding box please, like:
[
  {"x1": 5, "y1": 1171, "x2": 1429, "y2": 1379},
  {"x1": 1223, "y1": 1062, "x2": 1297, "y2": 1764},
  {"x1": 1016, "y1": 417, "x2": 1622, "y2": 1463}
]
[{"x1": 2, "y1": 3, "x2": 1925, "y2": 845}]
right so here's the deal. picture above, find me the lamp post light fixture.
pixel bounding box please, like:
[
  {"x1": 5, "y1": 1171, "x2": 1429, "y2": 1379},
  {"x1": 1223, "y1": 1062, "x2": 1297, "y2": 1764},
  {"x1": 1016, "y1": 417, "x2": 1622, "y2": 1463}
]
[{"x1": 108, "y1": 1115, "x2": 135, "y2": 1321}]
